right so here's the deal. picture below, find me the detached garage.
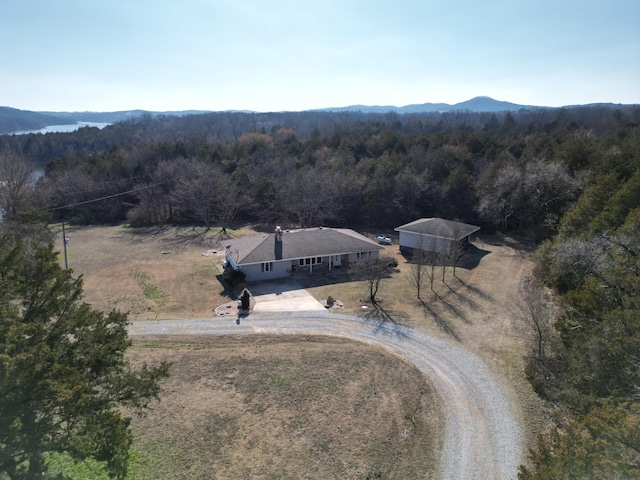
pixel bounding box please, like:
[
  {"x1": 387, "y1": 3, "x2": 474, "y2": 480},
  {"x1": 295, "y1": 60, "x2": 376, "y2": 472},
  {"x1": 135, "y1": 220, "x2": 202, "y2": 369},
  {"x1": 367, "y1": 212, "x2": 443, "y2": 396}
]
[{"x1": 395, "y1": 218, "x2": 480, "y2": 255}]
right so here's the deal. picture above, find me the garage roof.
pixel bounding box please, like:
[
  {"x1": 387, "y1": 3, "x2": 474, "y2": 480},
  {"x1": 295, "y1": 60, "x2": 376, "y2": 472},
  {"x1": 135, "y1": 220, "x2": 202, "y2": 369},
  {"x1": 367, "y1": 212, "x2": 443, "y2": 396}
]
[{"x1": 395, "y1": 218, "x2": 480, "y2": 240}]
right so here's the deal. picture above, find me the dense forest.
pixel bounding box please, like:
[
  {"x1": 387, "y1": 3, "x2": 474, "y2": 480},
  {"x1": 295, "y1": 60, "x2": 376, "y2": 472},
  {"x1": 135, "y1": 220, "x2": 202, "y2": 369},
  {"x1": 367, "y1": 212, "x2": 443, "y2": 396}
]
[{"x1": 1, "y1": 104, "x2": 639, "y2": 477}]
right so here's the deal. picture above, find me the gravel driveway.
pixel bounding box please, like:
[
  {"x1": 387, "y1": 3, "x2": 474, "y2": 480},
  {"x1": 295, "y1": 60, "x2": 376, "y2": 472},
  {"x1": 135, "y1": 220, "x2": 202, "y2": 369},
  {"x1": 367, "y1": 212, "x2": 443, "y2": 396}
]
[{"x1": 129, "y1": 312, "x2": 522, "y2": 479}]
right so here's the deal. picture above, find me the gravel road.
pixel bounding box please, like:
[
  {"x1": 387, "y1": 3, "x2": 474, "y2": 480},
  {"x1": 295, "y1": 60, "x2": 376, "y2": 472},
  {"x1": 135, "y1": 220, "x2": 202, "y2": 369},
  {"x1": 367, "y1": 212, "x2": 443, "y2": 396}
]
[{"x1": 129, "y1": 311, "x2": 522, "y2": 479}]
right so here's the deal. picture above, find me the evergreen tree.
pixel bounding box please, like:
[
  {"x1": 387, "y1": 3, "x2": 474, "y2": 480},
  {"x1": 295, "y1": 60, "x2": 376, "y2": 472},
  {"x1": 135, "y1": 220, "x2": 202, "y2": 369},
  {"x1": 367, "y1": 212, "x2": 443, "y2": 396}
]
[{"x1": 0, "y1": 236, "x2": 170, "y2": 479}]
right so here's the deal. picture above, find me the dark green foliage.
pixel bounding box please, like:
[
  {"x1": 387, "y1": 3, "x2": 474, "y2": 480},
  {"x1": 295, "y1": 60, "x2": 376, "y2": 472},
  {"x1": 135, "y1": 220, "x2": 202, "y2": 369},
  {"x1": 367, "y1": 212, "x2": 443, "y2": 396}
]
[
  {"x1": 222, "y1": 267, "x2": 246, "y2": 287},
  {"x1": 523, "y1": 206, "x2": 640, "y2": 476},
  {"x1": 519, "y1": 401, "x2": 640, "y2": 480},
  {"x1": 0, "y1": 236, "x2": 170, "y2": 479},
  {"x1": 523, "y1": 109, "x2": 640, "y2": 478},
  {"x1": 240, "y1": 288, "x2": 251, "y2": 310}
]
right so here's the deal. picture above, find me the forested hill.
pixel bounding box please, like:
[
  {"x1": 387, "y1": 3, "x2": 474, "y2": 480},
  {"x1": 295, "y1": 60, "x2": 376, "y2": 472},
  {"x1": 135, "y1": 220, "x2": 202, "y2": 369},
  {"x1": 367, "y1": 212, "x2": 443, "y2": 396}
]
[{"x1": 0, "y1": 107, "x2": 75, "y2": 134}]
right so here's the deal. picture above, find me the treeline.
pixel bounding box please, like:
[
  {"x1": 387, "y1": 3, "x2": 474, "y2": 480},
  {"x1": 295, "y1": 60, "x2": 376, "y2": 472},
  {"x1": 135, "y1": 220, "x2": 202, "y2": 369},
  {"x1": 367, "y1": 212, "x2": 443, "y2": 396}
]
[
  {"x1": 2, "y1": 104, "x2": 638, "y2": 164},
  {"x1": 517, "y1": 131, "x2": 640, "y2": 476},
  {"x1": 1, "y1": 105, "x2": 636, "y2": 240}
]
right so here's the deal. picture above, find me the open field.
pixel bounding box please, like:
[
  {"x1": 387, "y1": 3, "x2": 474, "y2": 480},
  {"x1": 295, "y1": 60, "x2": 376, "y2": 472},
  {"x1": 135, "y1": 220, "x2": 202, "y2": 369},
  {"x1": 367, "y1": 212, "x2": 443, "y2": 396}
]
[
  {"x1": 51, "y1": 223, "x2": 549, "y2": 477},
  {"x1": 126, "y1": 335, "x2": 443, "y2": 479}
]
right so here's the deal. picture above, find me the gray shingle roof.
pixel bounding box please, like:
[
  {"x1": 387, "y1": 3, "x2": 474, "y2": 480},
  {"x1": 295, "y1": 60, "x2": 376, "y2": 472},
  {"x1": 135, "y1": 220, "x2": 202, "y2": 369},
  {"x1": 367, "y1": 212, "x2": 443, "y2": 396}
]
[
  {"x1": 395, "y1": 218, "x2": 480, "y2": 240},
  {"x1": 220, "y1": 228, "x2": 384, "y2": 265}
]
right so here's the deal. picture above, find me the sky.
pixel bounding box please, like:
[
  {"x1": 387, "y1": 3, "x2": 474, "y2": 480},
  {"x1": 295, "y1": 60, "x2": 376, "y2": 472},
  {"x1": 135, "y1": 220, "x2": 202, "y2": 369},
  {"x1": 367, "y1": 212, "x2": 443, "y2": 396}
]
[{"x1": 1, "y1": 0, "x2": 639, "y2": 112}]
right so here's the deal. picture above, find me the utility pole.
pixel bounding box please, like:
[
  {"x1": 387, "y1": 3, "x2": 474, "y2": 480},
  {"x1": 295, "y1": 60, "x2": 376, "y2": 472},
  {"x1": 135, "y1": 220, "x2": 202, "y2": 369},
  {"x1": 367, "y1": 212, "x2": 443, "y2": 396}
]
[{"x1": 62, "y1": 222, "x2": 69, "y2": 270}]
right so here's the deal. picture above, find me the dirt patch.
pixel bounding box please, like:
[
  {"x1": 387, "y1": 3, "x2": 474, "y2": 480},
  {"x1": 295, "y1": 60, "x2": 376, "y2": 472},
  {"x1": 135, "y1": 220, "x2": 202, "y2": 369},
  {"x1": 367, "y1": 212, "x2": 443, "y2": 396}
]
[{"x1": 127, "y1": 335, "x2": 443, "y2": 480}]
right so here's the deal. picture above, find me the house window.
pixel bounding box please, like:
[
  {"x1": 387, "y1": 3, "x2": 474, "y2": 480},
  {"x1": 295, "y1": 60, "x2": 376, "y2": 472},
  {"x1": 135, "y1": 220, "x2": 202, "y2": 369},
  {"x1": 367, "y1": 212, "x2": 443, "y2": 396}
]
[
  {"x1": 298, "y1": 257, "x2": 322, "y2": 266},
  {"x1": 261, "y1": 262, "x2": 273, "y2": 272},
  {"x1": 357, "y1": 252, "x2": 369, "y2": 260}
]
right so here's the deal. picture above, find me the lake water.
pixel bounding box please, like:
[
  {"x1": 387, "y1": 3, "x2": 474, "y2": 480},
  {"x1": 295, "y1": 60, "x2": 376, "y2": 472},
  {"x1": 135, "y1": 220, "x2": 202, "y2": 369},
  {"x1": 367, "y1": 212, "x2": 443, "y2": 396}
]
[{"x1": 10, "y1": 122, "x2": 110, "y2": 135}]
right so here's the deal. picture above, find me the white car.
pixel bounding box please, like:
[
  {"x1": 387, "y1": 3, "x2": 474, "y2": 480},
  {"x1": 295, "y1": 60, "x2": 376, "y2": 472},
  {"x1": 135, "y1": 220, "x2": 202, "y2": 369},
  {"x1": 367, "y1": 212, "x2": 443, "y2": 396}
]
[{"x1": 376, "y1": 235, "x2": 392, "y2": 245}]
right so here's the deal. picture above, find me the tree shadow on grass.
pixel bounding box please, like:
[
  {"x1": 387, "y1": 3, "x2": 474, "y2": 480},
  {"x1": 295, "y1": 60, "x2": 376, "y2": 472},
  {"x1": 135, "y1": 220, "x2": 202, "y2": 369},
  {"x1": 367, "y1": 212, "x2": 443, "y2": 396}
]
[
  {"x1": 215, "y1": 274, "x2": 238, "y2": 300},
  {"x1": 420, "y1": 299, "x2": 461, "y2": 342},
  {"x1": 442, "y1": 281, "x2": 483, "y2": 312},
  {"x1": 123, "y1": 224, "x2": 224, "y2": 249},
  {"x1": 432, "y1": 290, "x2": 470, "y2": 325},
  {"x1": 358, "y1": 302, "x2": 410, "y2": 339},
  {"x1": 451, "y1": 277, "x2": 495, "y2": 303}
]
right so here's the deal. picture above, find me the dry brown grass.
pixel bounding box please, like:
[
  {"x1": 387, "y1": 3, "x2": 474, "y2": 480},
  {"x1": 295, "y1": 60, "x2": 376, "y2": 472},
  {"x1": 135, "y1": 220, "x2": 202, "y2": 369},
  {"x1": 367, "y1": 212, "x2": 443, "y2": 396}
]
[
  {"x1": 127, "y1": 335, "x2": 443, "y2": 480},
  {"x1": 52, "y1": 224, "x2": 233, "y2": 320},
  {"x1": 52, "y1": 223, "x2": 549, "y2": 476}
]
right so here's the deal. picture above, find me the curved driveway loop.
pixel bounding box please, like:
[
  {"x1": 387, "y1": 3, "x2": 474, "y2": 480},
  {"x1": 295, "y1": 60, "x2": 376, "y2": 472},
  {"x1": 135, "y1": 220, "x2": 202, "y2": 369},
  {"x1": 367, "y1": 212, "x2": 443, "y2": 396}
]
[{"x1": 129, "y1": 312, "x2": 522, "y2": 479}]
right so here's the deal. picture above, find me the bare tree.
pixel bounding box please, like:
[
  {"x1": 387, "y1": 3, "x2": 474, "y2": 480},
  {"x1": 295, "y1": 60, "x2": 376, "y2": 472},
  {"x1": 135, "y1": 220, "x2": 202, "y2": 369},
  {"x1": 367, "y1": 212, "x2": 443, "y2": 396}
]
[
  {"x1": 0, "y1": 149, "x2": 36, "y2": 220},
  {"x1": 448, "y1": 222, "x2": 473, "y2": 278},
  {"x1": 352, "y1": 256, "x2": 396, "y2": 305},
  {"x1": 448, "y1": 240, "x2": 465, "y2": 279},
  {"x1": 127, "y1": 160, "x2": 181, "y2": 226},
  {"x1": 211, "y1": 173, "x2": 247, "y2": 234},
  {"x1": 511, "y1": 277, "x2": 555, "y2": 361},
  {"x1": 407, "y1": 248, "x2": 428, "y2": 299},
  {"x1": 393, "y1": 170, "x2": 426, "y2": 222},
  {"x1": 426, "y1": 253, "x2": 437, "y2": 292},
  {"x1": 408, "y1": 237, "x2": 439, "y2": 298},
  {"x1": 476, "y1": 162, "x2": 522, "y2": 231},
  {"x1": 280, "y1": 169, "x2": 338, "y2": 228},
  {"x1": 476, "y1": 158, "x2": 580, "y2": 233},
  {"x1": 171, "y1": 158, "x2": 219, "y2": 228}
]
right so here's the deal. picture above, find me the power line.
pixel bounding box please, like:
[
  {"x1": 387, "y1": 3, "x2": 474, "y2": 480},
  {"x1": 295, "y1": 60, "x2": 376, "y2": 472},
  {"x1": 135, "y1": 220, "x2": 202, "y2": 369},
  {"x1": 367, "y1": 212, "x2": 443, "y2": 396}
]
[{"x1": 47, "y1": 182, "x2": 164, "y2": 212}]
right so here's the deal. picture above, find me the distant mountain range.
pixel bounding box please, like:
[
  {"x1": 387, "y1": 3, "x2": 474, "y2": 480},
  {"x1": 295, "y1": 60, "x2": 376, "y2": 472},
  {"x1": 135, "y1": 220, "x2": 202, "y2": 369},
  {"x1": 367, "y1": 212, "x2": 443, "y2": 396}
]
[
  {"x1": 317, "y1": 96, "x2": 636, "y2": 114},
  {"x1": 0, "y1": 97, "x2": 635, "y2": 134},
  {"x1": 315, "y1": 96, "x2": 539, "y2": 113}
]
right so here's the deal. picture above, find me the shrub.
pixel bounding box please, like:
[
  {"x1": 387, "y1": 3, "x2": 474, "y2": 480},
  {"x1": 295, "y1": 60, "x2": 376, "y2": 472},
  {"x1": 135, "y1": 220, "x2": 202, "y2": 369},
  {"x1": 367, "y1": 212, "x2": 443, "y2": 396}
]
[
  {"x1": 222, "y1": 268, "x2": 246, "y2": 286},
  {"x1": 240, "y1": 288, "x2": 251, "y2": 309},
  {"x1": 384, "y1": 256, "x2": 398, "y2": 269}
]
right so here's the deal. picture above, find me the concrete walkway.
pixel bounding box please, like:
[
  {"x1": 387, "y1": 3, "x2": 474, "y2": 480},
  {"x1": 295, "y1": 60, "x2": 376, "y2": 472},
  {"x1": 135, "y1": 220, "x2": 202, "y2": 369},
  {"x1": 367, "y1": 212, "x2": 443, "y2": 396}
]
[{"x1": 248, "y1": 278, "x2": 326, "y2": 312}]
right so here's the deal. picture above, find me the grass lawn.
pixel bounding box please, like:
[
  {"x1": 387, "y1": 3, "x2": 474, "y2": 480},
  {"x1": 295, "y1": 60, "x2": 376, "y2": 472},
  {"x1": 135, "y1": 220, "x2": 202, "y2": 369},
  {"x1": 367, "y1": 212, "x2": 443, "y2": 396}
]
[{"x1": 50, "y1": 223, "x2": 548, "y2": 478}]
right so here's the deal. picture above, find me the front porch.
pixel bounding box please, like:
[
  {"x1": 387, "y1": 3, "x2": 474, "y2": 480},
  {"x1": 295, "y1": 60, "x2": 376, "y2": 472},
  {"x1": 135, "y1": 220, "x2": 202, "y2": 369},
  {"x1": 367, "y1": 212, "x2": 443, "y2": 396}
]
[{"x1": 286, "y1": 257, "x2": 351, "y2": 277}]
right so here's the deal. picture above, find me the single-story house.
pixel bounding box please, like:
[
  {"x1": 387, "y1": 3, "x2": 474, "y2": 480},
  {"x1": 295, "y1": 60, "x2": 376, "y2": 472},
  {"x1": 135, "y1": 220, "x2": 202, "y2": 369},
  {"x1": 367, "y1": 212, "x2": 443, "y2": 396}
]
[
  {"x1": 394, "y1": 218, "x2": 480, "y2": 255},
  {"x1": 220, "y1": 226, "x2": 385, "y2": 281}
]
